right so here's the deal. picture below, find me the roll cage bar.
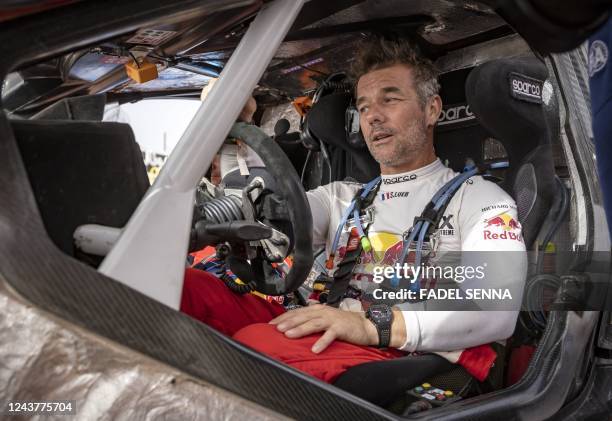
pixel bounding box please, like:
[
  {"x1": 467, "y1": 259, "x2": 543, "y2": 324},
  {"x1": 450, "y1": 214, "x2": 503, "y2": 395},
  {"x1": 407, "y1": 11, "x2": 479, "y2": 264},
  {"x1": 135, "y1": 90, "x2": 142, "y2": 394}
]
[{"x1": 98, "y1": 0, "x2": 305, "y2": 309}]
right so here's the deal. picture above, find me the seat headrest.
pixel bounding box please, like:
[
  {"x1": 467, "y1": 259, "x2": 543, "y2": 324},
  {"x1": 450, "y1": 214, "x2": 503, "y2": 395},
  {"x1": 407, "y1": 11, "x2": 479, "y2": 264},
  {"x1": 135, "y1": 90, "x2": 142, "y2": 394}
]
[
  {"x1": 307, "y1": 92, "x2": 353, "y2": 151},
  {"x1": 434, "y1": 67, "x2": 488, "y2": 172},
  {"x1": 465, "y1": 57, "x2": 552, "y2": 164},
  {"x1": 305, "y1": 92, "x2": 379, "y2": 183}
]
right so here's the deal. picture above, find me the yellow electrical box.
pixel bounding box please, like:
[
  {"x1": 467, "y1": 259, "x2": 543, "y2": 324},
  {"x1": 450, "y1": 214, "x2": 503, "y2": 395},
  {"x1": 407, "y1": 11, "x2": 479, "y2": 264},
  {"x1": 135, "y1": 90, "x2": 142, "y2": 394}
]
[{"x1": 125, "y1": 59, "x2": 158, "y2": 84}]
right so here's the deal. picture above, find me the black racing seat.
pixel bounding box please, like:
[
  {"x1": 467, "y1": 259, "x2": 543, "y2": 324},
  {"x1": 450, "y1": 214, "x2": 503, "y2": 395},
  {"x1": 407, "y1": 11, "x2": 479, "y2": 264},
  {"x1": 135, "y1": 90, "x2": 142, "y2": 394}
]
[
  {"x1": 304, "y1": 71, "x2": 502, "y2": 184},
  {"x1": 466, "y1": 57, "x2": 558, "y2": 249},
  {"x1": 434, "y1": 67, "x2": 499, "y2": 173},
  {"x1": 11, "y1": 119, "x2": 149, "y2": 263},
  {"x1": 304, "y1": 92, "x2": 380, "y2": 184},
  {"x1": 467, "y1": 57, "x2": 566, "y2": 385},
  {"x1": 334, "y1": 57, "x2": 560, "y2": 407}
]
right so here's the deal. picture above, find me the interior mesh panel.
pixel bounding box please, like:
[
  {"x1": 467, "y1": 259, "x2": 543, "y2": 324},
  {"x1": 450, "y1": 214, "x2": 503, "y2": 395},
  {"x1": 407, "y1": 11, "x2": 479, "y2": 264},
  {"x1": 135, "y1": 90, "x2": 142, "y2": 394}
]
[{"x1": 514, "y1": 163, "x2": 538, "y2": 223}]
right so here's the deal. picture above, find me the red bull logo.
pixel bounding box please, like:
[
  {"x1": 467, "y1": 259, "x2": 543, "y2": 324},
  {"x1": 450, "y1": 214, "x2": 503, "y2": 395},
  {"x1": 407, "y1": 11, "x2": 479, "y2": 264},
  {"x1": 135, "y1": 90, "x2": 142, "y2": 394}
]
[
  {"x1": 484, "y1": 212, "x2": 520, "y2": 231},
  {"x1": 353, "y1": 232, "x2": 403, "y2": 266},
  {"x1": 379, "y1": 240, "x2": 405, "y2": 266},
  {"x1": 483, "y1": 212, "x2": 522, "y2": 241}
]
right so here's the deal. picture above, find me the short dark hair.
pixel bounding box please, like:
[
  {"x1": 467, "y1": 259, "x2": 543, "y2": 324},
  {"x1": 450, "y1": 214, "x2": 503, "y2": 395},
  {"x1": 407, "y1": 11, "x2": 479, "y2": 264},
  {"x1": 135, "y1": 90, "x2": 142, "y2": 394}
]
[{"x1": 351, "y1": 35, "x2": 440, "y2": 106}]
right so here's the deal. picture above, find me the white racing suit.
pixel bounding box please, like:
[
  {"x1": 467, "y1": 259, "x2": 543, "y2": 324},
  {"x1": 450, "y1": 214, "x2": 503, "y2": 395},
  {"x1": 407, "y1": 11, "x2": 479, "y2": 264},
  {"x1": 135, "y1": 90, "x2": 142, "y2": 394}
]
[{"x1": 306, "y1": 158, "x2": 527, "y2": 380}]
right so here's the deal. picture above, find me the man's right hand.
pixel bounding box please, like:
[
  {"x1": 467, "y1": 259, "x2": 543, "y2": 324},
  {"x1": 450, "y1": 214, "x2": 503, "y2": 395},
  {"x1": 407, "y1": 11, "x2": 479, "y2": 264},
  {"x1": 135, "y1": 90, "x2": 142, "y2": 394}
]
[{"x1": 269, "y1": 304, "x2": 379, "y2": 353}]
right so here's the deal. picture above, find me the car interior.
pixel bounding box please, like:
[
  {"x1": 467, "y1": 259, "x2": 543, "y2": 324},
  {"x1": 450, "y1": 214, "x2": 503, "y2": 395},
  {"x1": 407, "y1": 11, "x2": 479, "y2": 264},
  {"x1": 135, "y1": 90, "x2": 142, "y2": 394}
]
[{"x1": 0, "y1": 0, "x2": 602, "y2": 419}]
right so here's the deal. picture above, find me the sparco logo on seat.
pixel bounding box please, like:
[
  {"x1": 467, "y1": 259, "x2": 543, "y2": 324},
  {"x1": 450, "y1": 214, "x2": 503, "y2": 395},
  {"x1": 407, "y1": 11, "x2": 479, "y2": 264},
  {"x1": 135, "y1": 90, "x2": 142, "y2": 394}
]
[
  {"x1": 509, "y1": 72, "x2": 543, "y2": 104},
  {"x1": 512, "y1": 79, "x2": 540, "y2": 97},
  {"x1": 438, "y1": 104, "x2": 475, "y2": 126}
]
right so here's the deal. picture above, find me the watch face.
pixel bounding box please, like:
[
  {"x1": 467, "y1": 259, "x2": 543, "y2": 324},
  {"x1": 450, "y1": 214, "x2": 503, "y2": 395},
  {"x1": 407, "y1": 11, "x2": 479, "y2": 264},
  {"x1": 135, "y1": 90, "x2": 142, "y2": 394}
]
[{"x1": 368, "y1": 305, "x2": 392, "y2": 324}]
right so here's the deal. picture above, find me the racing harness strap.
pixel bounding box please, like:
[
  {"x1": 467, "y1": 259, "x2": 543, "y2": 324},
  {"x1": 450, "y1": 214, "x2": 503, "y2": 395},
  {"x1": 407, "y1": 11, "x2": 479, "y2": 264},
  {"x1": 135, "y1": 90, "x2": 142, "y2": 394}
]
[
  {"x1": 326, "y1": 178, "x2": 381, "y2": 307},
  {"x1": 325, "y1": 161, "x2": 509, "y2": 303}
]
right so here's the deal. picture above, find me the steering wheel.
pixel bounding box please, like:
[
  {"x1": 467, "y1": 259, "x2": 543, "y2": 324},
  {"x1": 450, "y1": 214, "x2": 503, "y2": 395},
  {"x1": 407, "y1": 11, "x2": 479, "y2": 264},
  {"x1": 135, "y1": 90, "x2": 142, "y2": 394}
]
[{"x1": 222, "y1": 122, "x2": 313, "y2": 296}]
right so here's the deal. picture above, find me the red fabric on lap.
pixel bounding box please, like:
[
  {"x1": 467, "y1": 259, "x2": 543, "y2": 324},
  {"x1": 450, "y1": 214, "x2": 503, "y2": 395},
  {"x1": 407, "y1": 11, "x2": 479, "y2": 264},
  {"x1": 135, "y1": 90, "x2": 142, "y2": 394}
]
[
  {"x1": 181, "y1": 268, "x2": 284, "y2": 336},
  {"x1": 234, "y1": 323, "x2": 405, "y2": 383}
]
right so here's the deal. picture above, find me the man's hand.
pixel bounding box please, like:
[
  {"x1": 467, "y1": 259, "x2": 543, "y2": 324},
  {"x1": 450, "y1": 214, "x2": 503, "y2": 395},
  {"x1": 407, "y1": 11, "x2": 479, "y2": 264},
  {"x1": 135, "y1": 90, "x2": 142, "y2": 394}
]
[{"x1": 269, "y1": 304, "x2": 378, "y2": 353}]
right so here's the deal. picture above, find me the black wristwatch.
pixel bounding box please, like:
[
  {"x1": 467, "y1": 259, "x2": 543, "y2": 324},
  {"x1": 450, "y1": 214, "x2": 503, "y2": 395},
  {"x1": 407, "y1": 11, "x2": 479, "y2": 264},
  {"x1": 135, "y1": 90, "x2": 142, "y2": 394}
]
[{"x1": 365, "y1": 304, "x2": 394, "y2": 348}]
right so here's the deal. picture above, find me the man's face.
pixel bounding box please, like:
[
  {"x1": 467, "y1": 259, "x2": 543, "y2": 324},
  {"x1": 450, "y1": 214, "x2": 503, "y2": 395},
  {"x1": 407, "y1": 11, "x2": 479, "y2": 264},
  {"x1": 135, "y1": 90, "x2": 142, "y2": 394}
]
[{"x1": 356, "y1": 64, "x2": 432, "y2": 172}]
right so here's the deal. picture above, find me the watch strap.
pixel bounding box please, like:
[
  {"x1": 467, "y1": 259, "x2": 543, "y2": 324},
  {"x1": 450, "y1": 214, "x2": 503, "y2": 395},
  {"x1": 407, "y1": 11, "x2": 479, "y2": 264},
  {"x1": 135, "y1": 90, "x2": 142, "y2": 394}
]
[{"x1": 377, "y1": 324, "x2": 391, "y2": 348}]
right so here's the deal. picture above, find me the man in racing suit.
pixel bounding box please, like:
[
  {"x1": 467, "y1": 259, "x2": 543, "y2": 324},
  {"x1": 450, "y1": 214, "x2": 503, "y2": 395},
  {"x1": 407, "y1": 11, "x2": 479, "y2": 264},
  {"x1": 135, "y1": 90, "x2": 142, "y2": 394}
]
[{"x1": 181, "y1": 35, "x2": 526, "y2": 394}]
